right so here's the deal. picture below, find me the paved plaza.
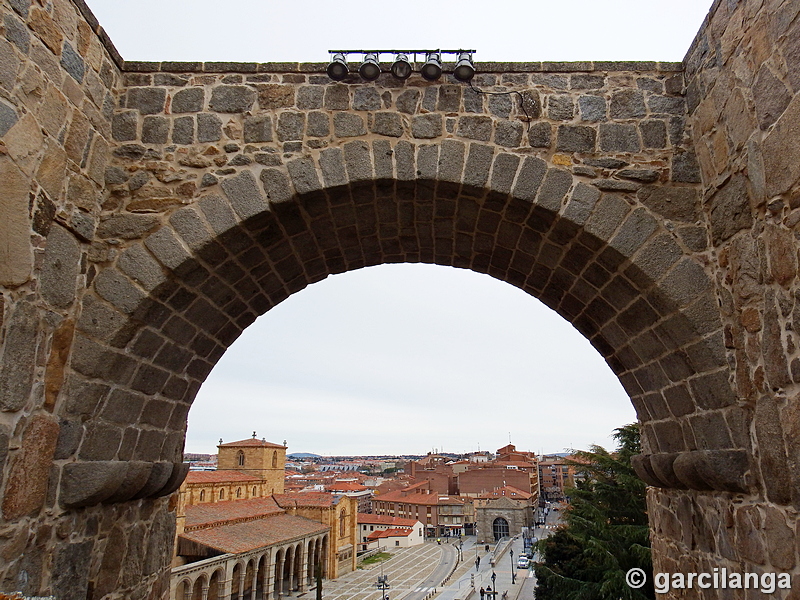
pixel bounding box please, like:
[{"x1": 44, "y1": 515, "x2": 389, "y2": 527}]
[
  {"x1": 320, "y1": 542, "x2": 449, "y2": 600},
  {"x1": 318, "y1": 509, "x2": 560, "y2": 600}
]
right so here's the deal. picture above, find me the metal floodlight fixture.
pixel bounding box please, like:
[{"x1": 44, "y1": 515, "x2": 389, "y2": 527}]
[
  {"x1": 327, "y1": 53, "x2": 349, "y2": 81},
  {"x1": 391, "y1": 53, "x2": 413, "y2": 80},
  {"x1": 453, "y1": 52, "x2": 475, "y2": 82},
  {"x1": 421, "y1": 52, "x2": 442, "y2": 81},
  {"x1": 359, "y1": 53, "x2": 381, "y2": 81}
]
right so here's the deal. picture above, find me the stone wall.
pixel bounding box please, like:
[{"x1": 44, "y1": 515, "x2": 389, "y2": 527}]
[
  {"x1": 646, "y1": 0, "x2": 800, "y2": 589},
  {"x1": 0, "y1": 0, "x2": 177, "y2": 598}
]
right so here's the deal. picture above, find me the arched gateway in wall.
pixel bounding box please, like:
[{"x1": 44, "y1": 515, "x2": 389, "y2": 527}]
[{"x1": 2, "y1": 0, "x2": 800, "y2": 597}]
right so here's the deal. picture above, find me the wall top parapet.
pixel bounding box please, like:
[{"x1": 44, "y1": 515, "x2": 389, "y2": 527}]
[{"x1": 121, "y1": 60, "x2": 684, "y2": 75}]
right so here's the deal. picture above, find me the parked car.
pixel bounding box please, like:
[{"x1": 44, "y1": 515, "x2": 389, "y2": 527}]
[{"x1": 517, "y1": 556, "x2": 530, "y2": 569}]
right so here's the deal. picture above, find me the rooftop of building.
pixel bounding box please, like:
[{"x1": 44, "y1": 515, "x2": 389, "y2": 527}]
[
  {"x1": 218, "y1": 436, "x2": 286, "y2": 449},
  {"x1": 357, "y1": 514, "x2": 419, "y2": 527},
  {"x1": 273, "y1": 492, "x2": 338, "y2": 508},
  {"x1": 180, "y1": 513, "x2": 328, "y2": 554},
  {"x1": 478, "y1": 485, "x2": 533, "y2": 500},
  {"x1": 367, "y1": 527, "x2": 415, "y2": 541},
  {"x1": 184, "y1": 497, "x2": 284, "y2": 529},
  {"x1": 375, "y1": 489, "x2": 466, "y2": 505}
]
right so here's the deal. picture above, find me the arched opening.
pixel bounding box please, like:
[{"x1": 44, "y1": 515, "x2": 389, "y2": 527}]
[
  {"x1": 208, "y1": 570, "x2": 222, "y2": 600},
  {"x1": 191, "y1": 575, "x2": 205, "y2": 600},
  {"x1": 176, "y1": 579, "x2": 190, "y2": 600},
  {"x1": 68, "y1": 146, "x2": 745, "y2": 597},
  {"x1": 237, "y1": 450, "x2": 245, "y2": 466},
  {"x1": 231, "y1": 562, "x2": 243, "y2": 600},
  {"x1": 273, "y1": 548, "x2": 285, "y2": 599},
  {"x1": 256, "y1": 554, "x2": 268, "y2": 599},
  {"x1": 243, "y1": 559, "x2": 255, "y2": 599},
  {"x1": 492, "y1": 517, "x2": 510, "y2": 541},
  {"x1": 199, "y1": 489, "x2": 205, "y2": 502}
]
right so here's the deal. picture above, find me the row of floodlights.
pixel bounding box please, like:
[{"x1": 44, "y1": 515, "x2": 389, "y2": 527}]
[{"x1": 327, "y1": 50, "x2": 476, "y2": 82}]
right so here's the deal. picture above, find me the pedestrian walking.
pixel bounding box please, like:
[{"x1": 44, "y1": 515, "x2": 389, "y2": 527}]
[{"x1": 480, "y1": 586, "x2": 485, "y2": 600}]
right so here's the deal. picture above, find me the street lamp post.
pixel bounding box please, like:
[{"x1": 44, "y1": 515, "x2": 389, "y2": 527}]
[{"x1": 376, "y1": 575, "x2": 390, "y2": 600}]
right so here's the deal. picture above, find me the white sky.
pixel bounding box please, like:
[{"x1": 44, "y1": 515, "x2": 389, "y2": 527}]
[{"x1": 85, "y1": 1, "x2": 714, "y2": 456}]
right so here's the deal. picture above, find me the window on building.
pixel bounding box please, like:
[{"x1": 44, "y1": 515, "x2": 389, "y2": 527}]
[
  {"x1": 272, "y1": 451, "x2": 278, "y2": 468},
  {"x1": 253, "y1": 487, "x2": 257, "y2": 496},
  {"x1": 395, "y1": 541, "x2": 400, "y2": 546},
  {"x1": 219, "y1": 489, "x2": 225, "y2": 500},
  {"x1": 237, "y1": 450, "x2": 245, "y2": 466},
  {"x1": 199, "y1": 489, "x2": 205, "y2": 501},
  {"x1": 236, "y1": 487, "x2": 241, "y2": 498},
  {"x1": 339, "y1": 511, "x2": 347, "y2": 537}
]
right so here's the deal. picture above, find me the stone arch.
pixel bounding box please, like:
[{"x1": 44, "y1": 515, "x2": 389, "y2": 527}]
[
  {"x1": 208, "y1": 569, "x2": 223, "y2": 600},
  {"x1": 63, "y1": 142, "x2": 746, "y2": 514},
  {"x1": 231, "y1": 560, "x2": 245, "y2": 600},
  {"x1": 237, "y1": 449, "x2": 245, "y2": 466},
  {"x1": 492, "y1": 517, "x2": 510, "y2": 541},
  {"x1": 255, "y1": 552, "x2": 268, "y2": 599},
  {"x1": 176, "y1": 578, "x2": 191, "y2": 600},
  {"x1": 243, "y1": 558, "x2": 255, "y2": 599},
  {"x1": 190, "y1": 574, "x2": 205, "y2": 600}
]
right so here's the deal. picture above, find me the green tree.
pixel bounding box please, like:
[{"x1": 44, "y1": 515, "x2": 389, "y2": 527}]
[{"x1": 534, "y1": 423, "x2": 653, "y2": 600}]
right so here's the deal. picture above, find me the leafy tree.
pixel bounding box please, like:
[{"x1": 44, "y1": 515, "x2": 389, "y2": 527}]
[{"x1": 534, "y1": 423, "x2": 653, "y2": 600}]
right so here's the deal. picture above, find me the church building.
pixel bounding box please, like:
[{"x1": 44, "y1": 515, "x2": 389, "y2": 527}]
[{"x1": 170, "y1": 435, "x2": 358, "y2": 600}]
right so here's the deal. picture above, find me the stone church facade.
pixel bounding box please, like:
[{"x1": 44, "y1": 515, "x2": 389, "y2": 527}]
[
  {"x1": 171, "y1": 436, "x2": 357, "y2": 599},
  {"x1": 2, "y1": 0, "x2": 800, "y2": 597}
]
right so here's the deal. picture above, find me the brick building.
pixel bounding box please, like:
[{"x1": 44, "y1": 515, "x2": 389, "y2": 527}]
[
  {"x1": 371, "y1": 486, "x2": 473, "y2": 537},
  {"x1": 538, "y1": 455, "x2": 577, "y2": 501}
]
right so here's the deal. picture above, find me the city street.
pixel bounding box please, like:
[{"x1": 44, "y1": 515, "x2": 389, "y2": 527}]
[{"x1": 321, "y1": 507, "x2": 562, "y2": 600}]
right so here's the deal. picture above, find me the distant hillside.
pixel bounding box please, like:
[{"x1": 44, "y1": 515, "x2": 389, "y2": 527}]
[{"x1": 288, "y1": 452, "x2": 321, "y2": 458}]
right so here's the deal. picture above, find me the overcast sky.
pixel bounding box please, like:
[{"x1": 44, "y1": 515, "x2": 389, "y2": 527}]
[{"x1": 85, "y1": 1, "x2": 713, "y2": 456}]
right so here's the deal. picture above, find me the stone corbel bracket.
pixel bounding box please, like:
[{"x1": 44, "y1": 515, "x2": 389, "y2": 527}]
[
  {"x1": 631, "y1": 450, "x2": 750, "y2": 494},
  {"x1": 60, "y1": 461, "x2": 189, "y2": 508}
]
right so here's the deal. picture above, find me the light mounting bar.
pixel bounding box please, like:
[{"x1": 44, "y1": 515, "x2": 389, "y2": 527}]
[{"x1": 326, "y1": 50, "x2": 476, "y2": 82}]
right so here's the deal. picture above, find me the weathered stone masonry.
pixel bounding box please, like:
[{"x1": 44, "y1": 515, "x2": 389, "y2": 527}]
[{"x1": 1, "y1": 0, "x2": 800, "y2": 597}]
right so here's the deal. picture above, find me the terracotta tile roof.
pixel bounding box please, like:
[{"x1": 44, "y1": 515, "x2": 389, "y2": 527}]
[
  {"x1": 492, "y1": 460, "x2": 536, "y2": 468},
  {"x1": 185, "y1": 497, "x2": 284, "y2": 529},
  {"x1": 273, "y1": 492, "x2": 336, "y2": 508},
  {"x1": 219, "y1": 438, "x2": 286, "y2": 448},
  {"x1": 186, "y1": 470, "x2": 261, "y2": 484},
  {"x1": 367, "y1": 527, "x2": 414, "y2": 540},
  {"x1": 327, "y1": 481, "x2": 368, "y2": 492},
  {"x1": 374, "y1": 490, "x2": 465, "y2": 505},
  {"x1": 180, "y1": 514, "x2": 329, "y2": 554},
  {"x1": 358, "y1": 514, "x2": 418, "y2": 527},
  {"x1": 478, "y1": 485, "x2": 533, "y2": 500}
]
